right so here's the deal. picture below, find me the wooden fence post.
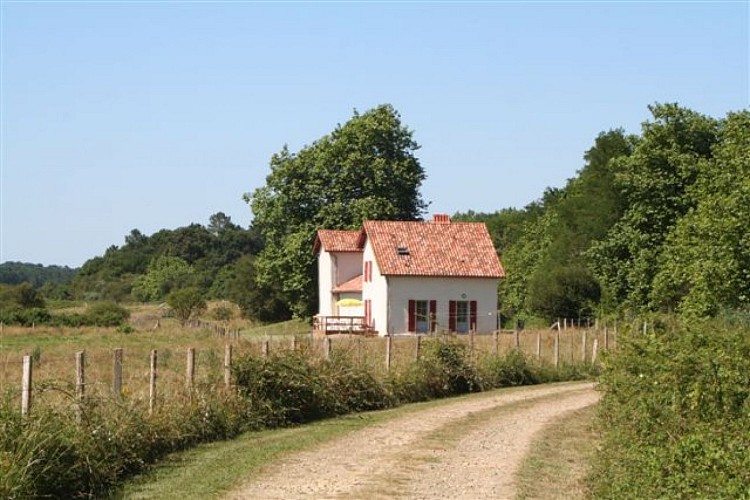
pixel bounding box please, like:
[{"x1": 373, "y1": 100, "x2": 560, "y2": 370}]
[
  {"x1": 323, "y1": 337, "x2": 331, "y2": 360},
  {"x1": 21, "y1": 355, "x2": 32, "y2": 417},
  {"x1": 357, "y1": 336, "x2": 363, "y2": 364},
  {"x1": 536, "y1": 331, "x2": 542, "y2": 360},
  {"x1": 290, "y1": 335, "x2": 297, "y2": 351},
  {"x1": 513, "y1": 327, "x2": 520, "y2": 350},
  {"x1": 262, "y1": 339, "x2": 270, "y2": 358},
  {"x1": 604, "y1": 327, "x2": 609, "y2": 351},
  {"x1": 75, "y1": 351, "x2": 85, "y2": 422},
  {"x1": 581, "y1": 330, "x2": 588, "y2": 363},
  {"x1": 554, "y1": 325, "x2": 560, "y2": 368},
  {"x1": 149, "y1": 350, "x2": 157, "y2": 415},
  {"x1": 76, "y1": 351, "x2": 86, "y2": 400},
  {"x1": 592, "y1": 338, "x2": 599, "y2": 365},
  {"x1": 186, "y1": 348, "x2": 195, "y2": 397},
  {"x1": 469, "y1": 330, "x2": 476, "y2": 358},
  {"x1": 385, "y1": 335, "x2": 392, "y2": 371},
  {"x1": 224, "y1": 344, "x2": 232, "y2": 388},
  {"x1": 414, "y1": 335, "x2": 422, "y2": 362},
  {"x1": 493, "y1": 331, "x2": 499, "y2": 356},
  {"x1": 113, "y1": 348, "x2": 123, "y2": 397}
]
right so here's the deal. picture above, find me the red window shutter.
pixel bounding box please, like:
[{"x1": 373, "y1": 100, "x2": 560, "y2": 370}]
[
  {"x1": 408, "y1": 300, "x2": 416, "y2": 332},
  {"x1": 470, "y1": 300, "x2": 478, "y2": 331},
  {"x1": 367, "y1": 261, "x2": 372, "y2": 282},
  {"x1": 448, "y1": 300, "x2": 456, "y2": 332},
  {"x1": 429, "y1": 300, "x2": 437, "y2": 332}
]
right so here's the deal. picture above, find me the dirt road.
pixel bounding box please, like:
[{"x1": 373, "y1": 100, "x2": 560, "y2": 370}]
[{"x1": 226, "y1": 381, "x2": 598, "y2": 500}]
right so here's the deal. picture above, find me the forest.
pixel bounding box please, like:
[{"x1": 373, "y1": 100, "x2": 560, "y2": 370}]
[{"x1": 2, "y1": 103, "x2": 748, "y2": 325}]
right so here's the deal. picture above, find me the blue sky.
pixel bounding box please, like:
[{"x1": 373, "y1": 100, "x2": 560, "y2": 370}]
[{"x1": 1, "y1": 1, "x2": 748, "y2": 267}]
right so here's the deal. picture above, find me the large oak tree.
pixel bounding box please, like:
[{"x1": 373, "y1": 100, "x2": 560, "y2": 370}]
[{"x1": 246, "y1": 104, "x2": 428, "y2": 318}]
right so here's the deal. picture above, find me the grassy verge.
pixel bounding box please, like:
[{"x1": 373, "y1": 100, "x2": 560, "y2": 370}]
[{"x1": 515, "y1": 404, "x2": 599, "y2": 500}]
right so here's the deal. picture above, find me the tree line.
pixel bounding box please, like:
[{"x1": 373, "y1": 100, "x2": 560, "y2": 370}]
[
  {"x1": 3, "y1": 103, "x2": 747, "y2": 325},
  {"x1": 458, "y1": 104, "x2": 749, "y2": 322}
]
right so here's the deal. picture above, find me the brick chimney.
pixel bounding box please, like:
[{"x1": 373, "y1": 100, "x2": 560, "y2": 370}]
[{"x1": 432, "y1": 214, "x2": 451, "y2": 224}]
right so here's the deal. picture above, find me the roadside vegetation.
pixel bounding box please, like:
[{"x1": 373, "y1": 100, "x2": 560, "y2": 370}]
[
  {"x1": 589, "y1": 316, "x2": 750, "y2": 498},
  {"x1": 0, "y1": 332, "x2": 596, "y2": 498}
]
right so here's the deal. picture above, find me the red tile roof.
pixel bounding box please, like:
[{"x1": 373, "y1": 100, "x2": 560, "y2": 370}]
[
  {"x1": 313, "y1": 230, "x2": 363, "y2": 254},
  {"x1": 332, "y1": 274, "x2": 363, "y2": 293},
  {"x1": 362, "y1": 220, "x2": 504, "y2": 278}
]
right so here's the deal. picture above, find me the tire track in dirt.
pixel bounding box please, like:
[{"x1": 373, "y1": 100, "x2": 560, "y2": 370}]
[{"x1": 226, "y1": 381, "x2": 598, "y2": 500}]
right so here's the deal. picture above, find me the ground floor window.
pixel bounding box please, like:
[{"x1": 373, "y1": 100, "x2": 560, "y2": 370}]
[
  {"x1": 449, "y1": 300, "x2": 478, "y2": 333},
  {"x1": 408, "y1": 299, "x2": 436, "y2": 333}
]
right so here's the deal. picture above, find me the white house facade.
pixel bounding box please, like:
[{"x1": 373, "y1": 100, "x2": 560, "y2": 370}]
[{"x1": 314, "y1": 215, "x2": 505, "y2": 336}]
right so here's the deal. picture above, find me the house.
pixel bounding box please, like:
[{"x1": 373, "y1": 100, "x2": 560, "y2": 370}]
[{"x1": 313, "y1": 214, "x2": 505, "y2": 335}]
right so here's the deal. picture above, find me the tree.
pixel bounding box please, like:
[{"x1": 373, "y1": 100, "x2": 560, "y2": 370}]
[
  {"x1": 131, "y1": 256, "x2": 196, "y2": 302},
  {"x1": 589, "y1": 104, "x2": 720, "y2": 312},
  {"x1": 247, "y1": 104, "x2": 428, "y2": 317},
  {"x1": 651, "y1": 110, "x2": 750, "y2": 316},
  {"x1": 166, "y1": 287, "x2": 206, "y2": 326}
]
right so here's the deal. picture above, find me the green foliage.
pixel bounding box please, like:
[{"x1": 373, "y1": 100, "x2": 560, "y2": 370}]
[
  {"x1": 0, "y1": 282, "x2": 46, "y2": 311},
  {"x1": 0, "y1": 261, "x2": 77, "y2": 288},
  {"x1": 589, "y1": 104, "x2": 720, "y2": 312},
  {"x1": 234, "y1": 351, "x2": 393, "y2": 426},
  {"x1": 247, "y1": 104, "x2": 427, "y2": 318},
  {"x1": 166, "y1": 287, "x2": 207, "y2": 326},
  {"x1": 71, "y1": 215, "x2": 263, "y2": 302},
  {"x1": 527, "y1": 264, "x2": 600, "y2": 320},
  {"x1": 591, "y1": 319, "x2": 750, "y2": 498},
  {"x1": 85, "y1": 301, "x2": 130, "y2": 327},
  {"x1": 211, "y1": 303, "x2": 234, "y2": 321},
  {"x1": 132, "y1": 256, "x2": 196, "y2": 302},
  {"x1": 224, "y1": 255, "x2": 290, "y2": 322},
  {"x1": 651, "y1": 110, "x2": 750, "y2": 316},
  {"x1": 0, "y1": 390, "x2": 250, "y2": 499}
]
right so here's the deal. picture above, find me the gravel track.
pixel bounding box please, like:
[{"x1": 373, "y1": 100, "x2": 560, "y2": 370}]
[{"x1": 226, "y1": 381, "x2": 598, "y2": 500}]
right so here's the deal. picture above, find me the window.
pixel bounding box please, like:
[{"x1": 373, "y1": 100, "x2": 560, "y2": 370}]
[
  {"x1": 449, "y1": 300, "x2": 478, "y2": 333},
  {"x1": 408, "y1": 299, "x2": 437, "y2": 333}
]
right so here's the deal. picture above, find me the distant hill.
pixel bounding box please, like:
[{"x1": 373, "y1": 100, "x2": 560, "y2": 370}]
[{"x1": 0, "y1": 261, "x2": 79, "y2": 287}]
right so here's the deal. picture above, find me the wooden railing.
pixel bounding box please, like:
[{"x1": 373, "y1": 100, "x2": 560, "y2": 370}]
[{"x1": 313, "y1": 316, "x2": 369, "y2": 334}]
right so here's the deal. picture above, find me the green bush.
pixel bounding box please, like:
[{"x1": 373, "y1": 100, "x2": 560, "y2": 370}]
[
  {"x1": 85, "y1": 302, "x2": 130, "y2": 327},
  {"x1": 590, "y1": 319, "x2": 750, "y2": 498}
]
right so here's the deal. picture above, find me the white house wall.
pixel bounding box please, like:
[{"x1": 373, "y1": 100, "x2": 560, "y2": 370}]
[
  {"x1": 386, "y1": 277, "x2": 499, "y2": 335},
  {"x1": 318, "y1": 250, "x2": 364, "y2": 317},
  {"x1": 317, "y1": 250, "x2": 335, "y2": 316},
  {"x1": 334, "y1": 252, "x2": 362, "y2": 286},
  {"x1": 362, "y1": 241, "x2": 388, "y2": 334}
]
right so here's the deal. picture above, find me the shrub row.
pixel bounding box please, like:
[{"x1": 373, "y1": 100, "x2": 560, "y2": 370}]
[
  {"x1": 590, "y1": 318, "x2": 750, "y2": 498},
  {"x1": 1, "y1": 337, "x2": 597, "y2": 498},
  {"x1": 0, "y1": 302, "x2": 130, "y2": 328}
]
